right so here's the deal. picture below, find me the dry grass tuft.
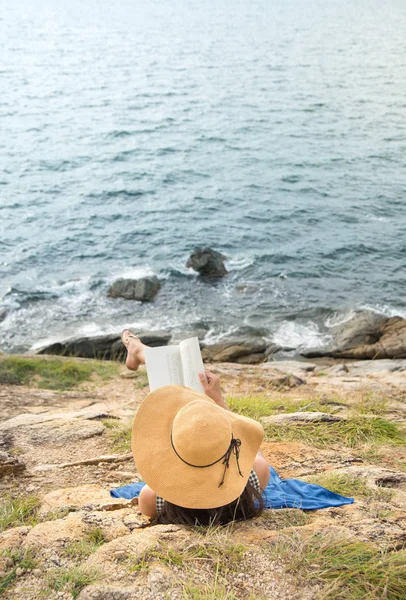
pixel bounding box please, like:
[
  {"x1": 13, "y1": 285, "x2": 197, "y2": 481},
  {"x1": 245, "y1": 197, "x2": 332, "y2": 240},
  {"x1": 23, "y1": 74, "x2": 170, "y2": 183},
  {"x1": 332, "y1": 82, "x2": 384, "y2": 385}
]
[
  {"x1": 303, "y1": 472, "x2": 394, "y2": 502},
  {"x1": 102, "y1": 420, "x2": 132, "y2": 453},
  {"x1": 269, "y1": 532, "x2": 406, "y2": 599},
  {"x1": 0, "y1": 494, "x2": 40, "y2": 530}
]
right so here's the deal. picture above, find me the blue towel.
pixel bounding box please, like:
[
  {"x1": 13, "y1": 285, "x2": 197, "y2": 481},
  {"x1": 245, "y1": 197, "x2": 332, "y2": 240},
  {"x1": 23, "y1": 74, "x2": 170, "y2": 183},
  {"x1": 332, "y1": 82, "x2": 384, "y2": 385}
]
[{"x1": 110, "y1": 466, "x2": 354, "y2": 510}]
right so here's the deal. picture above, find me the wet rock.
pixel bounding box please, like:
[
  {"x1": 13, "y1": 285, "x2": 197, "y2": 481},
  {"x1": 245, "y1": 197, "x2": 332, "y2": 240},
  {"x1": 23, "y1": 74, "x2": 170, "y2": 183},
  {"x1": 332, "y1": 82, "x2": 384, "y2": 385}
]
[
  {"x1": 261, "y1": 412, "x2": 343, "y2": 426},
  {"x1": 37, "y1": 331, "x2": 171, "y2": 360},
  {"x1": 186, "y1": 247, "x2": 228, "y2": 277},
  {"x1": 303, "y1": 312, "x2": 406, "y2": 359},
  {"x1": 107, "y1": 276, "x2": 161, "y2": 302},
  {"x1": 0, "y1": 450, "x2": 26, "y2": 477},
  {"x1": 0, "y1": 308, "x2": 7, "y2": 323},
  {"x1": 201, "y1": 339, "x2": 268, "y2": 363}
]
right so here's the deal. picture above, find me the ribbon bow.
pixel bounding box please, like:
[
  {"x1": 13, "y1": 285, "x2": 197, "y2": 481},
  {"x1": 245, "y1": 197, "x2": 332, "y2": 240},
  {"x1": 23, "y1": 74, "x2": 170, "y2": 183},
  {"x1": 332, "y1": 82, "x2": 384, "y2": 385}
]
[{"x1": 218, "y1": 437, "x2": 244, "y2": 488}]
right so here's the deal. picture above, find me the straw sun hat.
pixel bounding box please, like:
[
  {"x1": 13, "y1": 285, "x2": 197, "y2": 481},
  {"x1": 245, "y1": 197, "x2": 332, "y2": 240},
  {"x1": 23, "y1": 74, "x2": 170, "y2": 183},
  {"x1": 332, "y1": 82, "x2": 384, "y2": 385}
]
[{"x1": 132, "y1": 385, "x2": 264, "y2": 509}]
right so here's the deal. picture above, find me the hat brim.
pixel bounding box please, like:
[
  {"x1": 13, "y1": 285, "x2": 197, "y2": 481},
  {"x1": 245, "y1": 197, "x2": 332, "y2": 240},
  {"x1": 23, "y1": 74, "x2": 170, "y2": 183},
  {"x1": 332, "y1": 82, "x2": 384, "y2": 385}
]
[{"x1": 131, "y1": 385, "x2": 264, "y2": 509}]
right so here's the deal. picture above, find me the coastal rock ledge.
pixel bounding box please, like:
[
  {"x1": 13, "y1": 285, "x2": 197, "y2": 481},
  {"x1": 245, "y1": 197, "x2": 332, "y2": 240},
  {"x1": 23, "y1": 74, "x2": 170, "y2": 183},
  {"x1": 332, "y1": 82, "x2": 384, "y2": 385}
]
[
  {"x1": 303, "y1": 312, "x2": 406, "y2": 360},
  {"x1": 37, "y1": 332, "x2": 171, "y2": 360}
]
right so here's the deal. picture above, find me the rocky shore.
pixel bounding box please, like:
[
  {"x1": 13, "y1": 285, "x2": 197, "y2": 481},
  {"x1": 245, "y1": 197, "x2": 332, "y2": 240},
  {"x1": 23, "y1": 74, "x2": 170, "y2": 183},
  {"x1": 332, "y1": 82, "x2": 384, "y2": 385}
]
[
  {"x1": 1, "y1": 353, "x2": 405, "y2": 599},
  {"x1": 36, "y1": 310, "x2": 406, "y2": 364}
]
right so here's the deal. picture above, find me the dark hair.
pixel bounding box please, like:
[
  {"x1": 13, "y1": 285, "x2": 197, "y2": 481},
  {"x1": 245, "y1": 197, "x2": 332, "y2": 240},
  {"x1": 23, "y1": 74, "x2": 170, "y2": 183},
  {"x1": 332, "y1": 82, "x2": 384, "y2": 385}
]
[{"x1": 157, "y1": 480, "x2": 264, "y2": 526}]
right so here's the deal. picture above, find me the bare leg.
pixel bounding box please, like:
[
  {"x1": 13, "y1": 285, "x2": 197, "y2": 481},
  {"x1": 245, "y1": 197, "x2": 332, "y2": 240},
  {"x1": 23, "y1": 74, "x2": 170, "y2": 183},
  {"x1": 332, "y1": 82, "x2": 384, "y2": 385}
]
[{"x1": 121, "y1": 330, "x2": 148, "y2": 371}]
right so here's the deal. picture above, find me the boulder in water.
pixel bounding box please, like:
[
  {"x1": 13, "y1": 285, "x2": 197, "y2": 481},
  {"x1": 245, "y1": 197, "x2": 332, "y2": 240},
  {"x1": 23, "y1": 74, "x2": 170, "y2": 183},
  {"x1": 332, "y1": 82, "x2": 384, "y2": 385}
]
[
  {"x1": 186, "y1": 248, "x2": 227, "y2": 278},
  {"x1": 107, "y1": 276, "x2": 161, "y2": 302}
]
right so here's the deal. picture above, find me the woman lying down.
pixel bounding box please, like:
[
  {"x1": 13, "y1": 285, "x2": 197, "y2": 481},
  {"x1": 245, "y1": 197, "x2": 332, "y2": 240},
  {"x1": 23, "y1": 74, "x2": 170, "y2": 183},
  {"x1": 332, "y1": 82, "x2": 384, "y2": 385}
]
[{"x1": 121, "y1": 329, "x2": 270, "y2": 526}]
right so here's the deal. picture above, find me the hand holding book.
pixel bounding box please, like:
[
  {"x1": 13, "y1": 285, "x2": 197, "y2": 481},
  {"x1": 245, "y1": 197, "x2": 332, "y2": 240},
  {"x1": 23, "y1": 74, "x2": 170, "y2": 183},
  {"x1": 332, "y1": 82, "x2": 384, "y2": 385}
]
[{"x1": 198, "y1": 371, "x2": 228, "y2": 409}]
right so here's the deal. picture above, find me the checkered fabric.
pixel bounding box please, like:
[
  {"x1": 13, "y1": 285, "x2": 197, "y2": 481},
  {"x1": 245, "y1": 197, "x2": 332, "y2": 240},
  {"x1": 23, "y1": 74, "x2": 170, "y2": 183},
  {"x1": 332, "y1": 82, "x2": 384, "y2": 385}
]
[{"x1": 156, "y1": 469, "x2": 261, "y2": 515}]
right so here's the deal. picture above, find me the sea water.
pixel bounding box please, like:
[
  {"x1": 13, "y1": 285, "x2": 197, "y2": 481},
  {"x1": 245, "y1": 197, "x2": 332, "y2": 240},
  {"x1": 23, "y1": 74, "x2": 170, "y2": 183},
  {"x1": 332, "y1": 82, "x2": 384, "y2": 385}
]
[{"x1": 1, "y1": 0, "x2": 406, "y2": 353}]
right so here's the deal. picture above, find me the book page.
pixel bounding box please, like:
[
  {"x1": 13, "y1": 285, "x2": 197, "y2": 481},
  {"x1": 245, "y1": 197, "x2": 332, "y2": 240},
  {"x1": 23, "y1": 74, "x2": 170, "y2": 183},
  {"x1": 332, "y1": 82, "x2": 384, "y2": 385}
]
[
  {"x1": 179, "y1": 337, "x2": 205, "y2": 393},
  {"x1": 144, "y1": 345, "x2": 184, "y2": 391}
]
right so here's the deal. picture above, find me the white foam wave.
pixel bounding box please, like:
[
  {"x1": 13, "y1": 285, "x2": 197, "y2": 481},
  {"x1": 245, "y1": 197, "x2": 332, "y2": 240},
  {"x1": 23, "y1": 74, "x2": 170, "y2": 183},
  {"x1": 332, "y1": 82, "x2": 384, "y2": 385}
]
[
  {"x1": 271, "y1": 321, "x2": 332, "y2": 350},
  {"x1": 226, "y1": 256, "x2": 255, "y2": 271},
  {"x1": 109, "y1": 266, "x2": 156, "y2": 281},
  {"x1": 364, "y1": 214, "x2": 390, "y2": 222},
  {"x1": 359, "y1": 303, "x2": 406, "y2": 319},
  {"x1": 324, "y1": 309, "x2": 357, "y2": 328},
  {"x1": 203, "y1": 325, "x2": 243, "y2": 345}
]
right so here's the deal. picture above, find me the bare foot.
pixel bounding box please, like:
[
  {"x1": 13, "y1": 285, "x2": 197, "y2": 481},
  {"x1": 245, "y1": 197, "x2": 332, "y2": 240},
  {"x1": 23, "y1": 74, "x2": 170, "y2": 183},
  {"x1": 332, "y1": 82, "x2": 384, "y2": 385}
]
[{"x1": 121, "y1": 330, "x2": 147, "y2": 371}]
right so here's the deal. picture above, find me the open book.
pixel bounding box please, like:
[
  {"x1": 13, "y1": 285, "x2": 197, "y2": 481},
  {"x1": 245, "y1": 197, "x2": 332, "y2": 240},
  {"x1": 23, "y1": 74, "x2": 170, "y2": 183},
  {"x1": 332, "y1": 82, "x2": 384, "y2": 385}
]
[{"x1": 144, "y1": 337, "x2": 205, "y2": 392}]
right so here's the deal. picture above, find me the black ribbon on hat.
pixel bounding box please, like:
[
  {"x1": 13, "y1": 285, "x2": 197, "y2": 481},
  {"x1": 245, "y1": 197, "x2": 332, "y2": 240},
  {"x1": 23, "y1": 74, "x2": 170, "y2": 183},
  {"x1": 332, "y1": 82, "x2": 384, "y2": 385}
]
[{"x1": 170, "y1": 432, "x2": 244, "y2": 488}]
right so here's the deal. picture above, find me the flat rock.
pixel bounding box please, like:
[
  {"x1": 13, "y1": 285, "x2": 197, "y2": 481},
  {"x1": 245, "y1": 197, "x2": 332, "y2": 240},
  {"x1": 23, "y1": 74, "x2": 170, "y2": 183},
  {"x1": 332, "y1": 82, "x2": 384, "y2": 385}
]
[
  {"x1": 78, "y1": 585, "x2": 141, "y2": 600},
  {"x1": 81, "y1": 509, "x2": 135, "y2": 541},
  {"x1": 23, "y1": 512, "x2": 88, "y2": 549},
  {"x1": 261, "y1": 412, "x2": 343, "y2": 426},
  {"x1": 262, "y1": 360, "x2": 317, "y2": 373},
  {"x1": 0, "y1": 450, "x2": 26, "y2": 477},
  {"x1": 186, "y1": 247, "x2": 227, "y2": 277},
  {"x1": 332, "y1": 466, "x2": 406, "y2": 491},
  {"x1": 39, "y1": 484, "x2": 126, "y2": 516},
  {"x1": 107, "y1": 276, "x2": 161, "y2": 302},
  {"x1": 1, "y1": 418, "x2": 105, "y2": 448},
  {"x1": 344, "y1": 359, "x2": 406, "y2": 375}
]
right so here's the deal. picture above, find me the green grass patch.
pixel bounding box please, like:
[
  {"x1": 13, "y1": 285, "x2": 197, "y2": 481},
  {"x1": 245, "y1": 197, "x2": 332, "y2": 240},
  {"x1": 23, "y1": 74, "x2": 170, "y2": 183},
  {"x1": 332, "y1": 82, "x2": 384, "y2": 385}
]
[
  {"x1": 0, "y1": 494, "x2": 72, "y2": 531},
  {"x1": 133, "y1": 369, "x2": 149, "y2": 388},
  {"x1": 128, "y1": 538, "x2": 245, "y2": 575},
  {"x1": 271, "y1": 534, "x2": 406, "y2": 599},
  {"x1": 63, "y1": 527, "x2": 107, "y2": 560},
  {"x1": 356, "y1": 392, "x2": 388, "y2": 416},
  {"x1": 260, "y1": 508, "x2": 310, "y2": 529},
  {"x1": 102, "y1": 420, "x2": 132, "y2": 453},
  {"x1": 45, "y1": 566, "x2": 100, "y2": 599},
  {"x1": 226, "y1": 395, "x2": 342, "y2": 421},
  {"x1": 304, "y1": 472, "x2": 394, "y2": 502},
  {"x1": 182, "y1": 582, "x2": 239, "y2": 600},
  {"x1": 0, "y1": 548, "x2": 38, "y2": 594},
  {"x1": 264, "y1": 417, "x2": 405, "y2": 449},
  {"x1": 0, "y1": 494, "x2": 40, "y2": 530},
  {"x1": 0, "y1": 356, "x2": 119, "y2": 390}
]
